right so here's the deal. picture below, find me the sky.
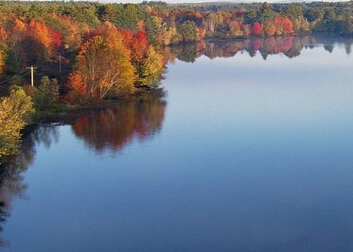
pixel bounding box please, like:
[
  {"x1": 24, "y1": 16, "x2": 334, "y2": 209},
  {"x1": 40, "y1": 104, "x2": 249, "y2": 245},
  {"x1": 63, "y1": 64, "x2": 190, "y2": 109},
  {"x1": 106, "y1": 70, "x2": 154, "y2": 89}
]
[{"x1": 103, "y1": 0, "x2": 350, "y2": 4}]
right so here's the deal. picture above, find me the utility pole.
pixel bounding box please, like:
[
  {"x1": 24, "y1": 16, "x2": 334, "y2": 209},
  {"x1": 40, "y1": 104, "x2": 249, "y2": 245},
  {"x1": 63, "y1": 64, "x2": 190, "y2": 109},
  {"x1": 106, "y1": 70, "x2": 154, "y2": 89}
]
[{"x1": 26, "y1": 65, "x2": 37, "y2": 86}]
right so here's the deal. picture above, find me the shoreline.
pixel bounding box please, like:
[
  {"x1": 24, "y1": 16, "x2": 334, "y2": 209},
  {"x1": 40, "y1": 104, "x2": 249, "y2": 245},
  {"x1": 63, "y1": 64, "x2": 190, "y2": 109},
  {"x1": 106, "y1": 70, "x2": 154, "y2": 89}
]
[{"x1": 28, "y1": 86, "x2": 166, "y2": 126}]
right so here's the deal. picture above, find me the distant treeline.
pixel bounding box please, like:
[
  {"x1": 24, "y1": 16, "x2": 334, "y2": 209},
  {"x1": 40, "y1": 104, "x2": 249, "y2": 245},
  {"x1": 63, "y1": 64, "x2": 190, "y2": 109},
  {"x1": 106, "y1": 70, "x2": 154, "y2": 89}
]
[
  {"x1": 1, "y1": 1, "x2": 352, "y2": 89},
  {"x1": 1, "y1": 1, "x2": 352, "y2": 81}
]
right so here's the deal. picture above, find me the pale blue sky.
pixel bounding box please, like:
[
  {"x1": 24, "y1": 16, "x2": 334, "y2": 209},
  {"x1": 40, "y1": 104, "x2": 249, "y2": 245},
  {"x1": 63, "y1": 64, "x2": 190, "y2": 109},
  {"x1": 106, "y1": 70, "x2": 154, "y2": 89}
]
[{"x1": 102, "y1": 0, "x2": 350, "y2": 3}]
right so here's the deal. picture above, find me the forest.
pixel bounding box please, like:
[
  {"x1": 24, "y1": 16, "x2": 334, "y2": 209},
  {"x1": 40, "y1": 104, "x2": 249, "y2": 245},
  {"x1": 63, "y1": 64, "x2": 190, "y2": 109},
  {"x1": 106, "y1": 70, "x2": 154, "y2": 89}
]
[{"x1": 1, "y1": 0, "x2": 353, "y2": 163}]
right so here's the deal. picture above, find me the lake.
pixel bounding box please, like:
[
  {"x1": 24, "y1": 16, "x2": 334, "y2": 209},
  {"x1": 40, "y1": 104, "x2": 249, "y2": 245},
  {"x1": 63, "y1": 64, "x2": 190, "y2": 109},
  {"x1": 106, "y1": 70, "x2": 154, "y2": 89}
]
[{"x1": 1, "y1": 35, "x2": 353, "y2": 251}]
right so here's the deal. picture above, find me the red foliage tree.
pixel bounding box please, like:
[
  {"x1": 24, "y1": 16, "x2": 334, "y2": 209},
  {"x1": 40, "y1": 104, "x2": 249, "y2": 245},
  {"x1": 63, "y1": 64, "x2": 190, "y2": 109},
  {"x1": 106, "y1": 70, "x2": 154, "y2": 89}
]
[
  {"x1": 252, "y1": 22, "x2": 263, "y2": 36},
  {"x1": 27, "y1": 20, "x2": 51, "y2": 49},
  {"x1": 283, "y1": 17, "x2": 294, "y2": 34},
  {"x1": 48, "y1": 28, "x2": 63, "y2": 54},
  {"x1": 119, "y1": 29, "x2": 134, "y2": 45},
  {"x1": 130, "y1": 30, "x2": 149, "y2": 64}
]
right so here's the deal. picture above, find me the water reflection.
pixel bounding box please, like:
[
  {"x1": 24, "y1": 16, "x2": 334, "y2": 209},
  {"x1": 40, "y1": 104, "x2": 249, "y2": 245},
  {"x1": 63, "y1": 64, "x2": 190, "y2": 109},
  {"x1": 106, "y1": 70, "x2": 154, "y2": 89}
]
[
  {"x1": 71, "y1": 89, "x2": 166, "y2": 154},
  {"x1": 0, "y1": 89, "x2": 166, "y2": 244},
  {"x1": 0, "y1": 125, "x2": 59, "y2": 246},
  {"x1": 164, "y1": 34, "x2": 353, "y2": 62},
  {"x1": 2, "y1": 34, "x2": 353, "y2": 251}
]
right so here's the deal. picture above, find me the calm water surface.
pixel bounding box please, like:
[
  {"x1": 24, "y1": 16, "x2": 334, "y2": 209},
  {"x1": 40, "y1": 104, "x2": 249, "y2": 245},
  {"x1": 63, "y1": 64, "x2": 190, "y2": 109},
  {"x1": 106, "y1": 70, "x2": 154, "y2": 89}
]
[{"x1": 2, "y1": 36, "x2": 353, "y2": 251}]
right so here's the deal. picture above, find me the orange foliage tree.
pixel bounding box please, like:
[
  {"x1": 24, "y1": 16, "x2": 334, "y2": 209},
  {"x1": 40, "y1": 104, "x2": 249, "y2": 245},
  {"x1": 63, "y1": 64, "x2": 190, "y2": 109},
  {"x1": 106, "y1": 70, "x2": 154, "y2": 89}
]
[
  {"x1": 274, "y1": 17, "x2": 294, "y2": 35},
  {"x1": 68, "y1": 71, "x2": 86, "y2": 95},
  {"x1": 69, "y1": 22, "x2": 136, "y2": 99},
  {"x1": 119, "y1": 29, "x2": 165, "y2": 86},
  {"x1": 19, "y1": 20, "x2": 55, "y2": 65},
  {"x1": 7, "y1": 19, "x2": 26, "y2": 65},
  {"x1": 282, "y1": 17, "x2": 294, "y2": 34},
  {"x1": 130, "y1": 30, "x2": 149, "y2": 64},
  {"x1": 55, "y1": 15, "x2": 88, "y2": 50}
]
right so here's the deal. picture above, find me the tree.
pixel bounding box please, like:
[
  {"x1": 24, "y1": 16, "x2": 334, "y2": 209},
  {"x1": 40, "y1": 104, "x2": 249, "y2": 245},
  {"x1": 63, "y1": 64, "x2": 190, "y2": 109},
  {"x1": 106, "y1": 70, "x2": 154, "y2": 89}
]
[
  {"x1": 34, "y1": 76, "x2": 59, "y2": 109},
  {"x1": 178, "y1": 20, "x2": 198, "y2": 42},
  {"x1": 229, "y1": 20, "x2": 243, "y2": 37},
  {"x1": 293, "y1": 16, "x2": 310, "y2": 33},
  {"x1": 19, "y1": 19, "x2": 54, "y2": 65},
  {"x1": 274, "y1": 18, "x2": 284, "y2": 36},
  {"x1": 68, "y1": 71, "x2": 87, "y2": 95},
  {"x1": 263, "y1": 20, "x2": 276, "y2": 36},
  {"x1": 282, "y1": 17, "x2": 294, "y2": 34},
  {"x1": 7, "y1": 19, "x2": 26, "y2": 66},
  {"x1": 51, "y1": 15, "x2": 87, "y2": 50},
  {"x1": 139, "y1": 46, "x2": 164, "y2": 86},
  {"x1": 260, "y1": 2, "x2": 278, "y2": 21},
  {"x1": 285, "y1": 4, "x2": 303, "y2": 21},
  {"x1": 243, "y1": 24, "x2": 252, "y2": 36},
  {"x1": 252, "y1": 21, "x2": 263, "y2": 36},
  {"x1": 345, "y1": 16, "x2": 353, "y2": 35},
  {"x1": 0, "y1": 43, "x2": 6, "y2": 76},
  {"x1": 305, "y1": 9, "x2": 324, "y2": 22},
  {"x1": 130, "y1": 30, "x2": 149, "y2": 64},
  {"x1": 0, "y1": 87, "x2": 34, "y2": 162},
  {"x1": 324, "y1": 8, "x2": 336, "y2": 21},
  {"x1": 70, "y1": 22, "x2": 136, "y2": 99},
  {"x1": 247, "y1": 9, "x2": 257, "y2": 21}
]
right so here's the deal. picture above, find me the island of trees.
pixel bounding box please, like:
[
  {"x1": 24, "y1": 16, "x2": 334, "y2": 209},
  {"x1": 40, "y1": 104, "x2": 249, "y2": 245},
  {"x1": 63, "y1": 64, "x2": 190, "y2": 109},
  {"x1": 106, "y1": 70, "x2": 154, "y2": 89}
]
[{"x1": 1, "y1": 0, "x2": 353, "y2": 163}]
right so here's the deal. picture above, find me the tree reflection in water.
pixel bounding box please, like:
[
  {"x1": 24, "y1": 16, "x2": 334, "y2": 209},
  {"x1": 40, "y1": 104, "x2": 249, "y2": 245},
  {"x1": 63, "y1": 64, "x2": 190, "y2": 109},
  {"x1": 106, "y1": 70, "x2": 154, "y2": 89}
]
[
  {"x1": 0, "y1": 88, "x2": 166, "y2": 245},
  {"x1": 164, "y1": 34, "x2": 353, "y2": 62},
  {"x1": 71, "y1": 88, "x2": 167, "y2": 154},
  {"x1": 0, "y1": 125, "x2": 59, "y2": 246}
]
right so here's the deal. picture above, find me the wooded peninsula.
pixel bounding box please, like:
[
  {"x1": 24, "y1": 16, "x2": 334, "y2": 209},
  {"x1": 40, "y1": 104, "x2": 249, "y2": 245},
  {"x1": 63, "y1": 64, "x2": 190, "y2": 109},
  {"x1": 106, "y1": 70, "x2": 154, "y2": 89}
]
[{"x1": 1, "y1": 0, "x2": 353, "y2": 163}]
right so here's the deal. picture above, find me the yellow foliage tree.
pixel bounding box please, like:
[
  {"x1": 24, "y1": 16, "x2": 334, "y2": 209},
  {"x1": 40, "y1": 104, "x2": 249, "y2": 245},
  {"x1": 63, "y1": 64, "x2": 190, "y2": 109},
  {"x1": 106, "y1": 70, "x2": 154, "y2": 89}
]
[
  {"x1": 0, "y1": 87, "x2": 34, "y2": 162},
  {"x1": 72, "y1": 22, "x2": 136, "y2": 99},
  {"x1": 139, "y1": 46, "x2": 164, "y2": 86},
  {"x1": 263, "y1": 20, "x2": 276, "y2": 36},
  {"x1": 0, "y1": 46, "x2": 5, "y2": 76}
]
